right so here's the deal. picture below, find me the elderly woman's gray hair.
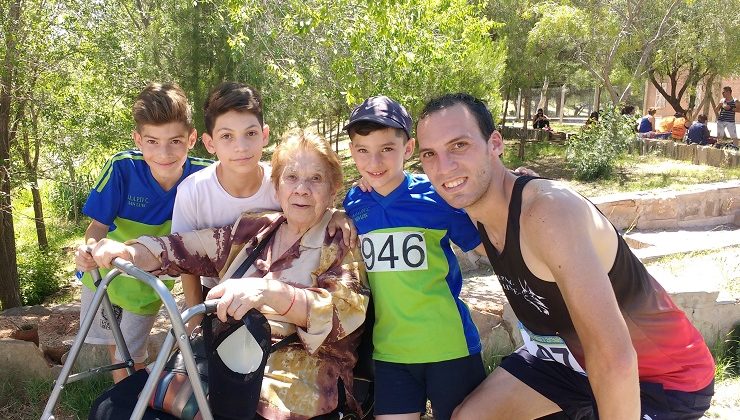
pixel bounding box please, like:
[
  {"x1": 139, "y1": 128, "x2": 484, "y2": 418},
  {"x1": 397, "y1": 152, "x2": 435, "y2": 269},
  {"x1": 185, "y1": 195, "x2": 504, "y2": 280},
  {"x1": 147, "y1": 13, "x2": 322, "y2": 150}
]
[{"x1": 270, "y1": 132, "x2": 343, "y2": 195}]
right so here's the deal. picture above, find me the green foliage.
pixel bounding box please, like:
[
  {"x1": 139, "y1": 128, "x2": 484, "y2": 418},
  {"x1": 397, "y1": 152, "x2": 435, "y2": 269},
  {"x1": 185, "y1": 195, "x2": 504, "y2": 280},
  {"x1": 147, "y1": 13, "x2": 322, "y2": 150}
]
[
  {"x1": 47, "y1": 175, "x2": 94, "y2": 221},
  {"x1": 566, "y1": 107, "x2": 633, "y2": 180},
  {"x1": 712, "y1": 324, "x2": 740, "y2": 381},
  {"x1": 17, "y1": 247, "x2": 63, "y2": 306}
]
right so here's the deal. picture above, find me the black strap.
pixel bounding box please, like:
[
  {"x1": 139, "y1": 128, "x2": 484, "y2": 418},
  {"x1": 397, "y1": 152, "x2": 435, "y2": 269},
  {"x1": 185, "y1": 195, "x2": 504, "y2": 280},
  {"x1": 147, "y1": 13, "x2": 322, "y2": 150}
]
[
  {"x1": 226, "y1": 223, "x2": 298, "y2": 353},
  {"x1": 231, "y1": 226, "x2": 278, "y2": 279}
]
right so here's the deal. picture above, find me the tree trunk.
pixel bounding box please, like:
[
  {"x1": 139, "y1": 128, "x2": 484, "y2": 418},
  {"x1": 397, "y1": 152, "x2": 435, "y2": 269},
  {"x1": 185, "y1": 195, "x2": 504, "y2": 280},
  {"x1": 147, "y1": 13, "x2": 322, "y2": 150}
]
[
  {"x1": 23, "y1": 110, "x2": 48, "y2": 250},
  {"x1": 516, "y1": 88, "x2": 522, "y2": 122},
  {"x1": 335, "y1": 115, "x2": 342, "y2": 154},
  {"x1": 593, "y1": 86, "x2": 601, "y2": 113},
  {"x1": 501, "y1": 88, "x2": 511, "y2": 128},
  {"x1": 557, "y1": 84, "x2": 566, "y2": 123},
  {"x1": 520, "y1": 91, "x2": 531, "y2": 159},
  {"x1": 537, "y1": 77, "x2": 549, "y2": 110},
  {"x1": 0, "y1": 0, "x2": 23, "y2": 309}
]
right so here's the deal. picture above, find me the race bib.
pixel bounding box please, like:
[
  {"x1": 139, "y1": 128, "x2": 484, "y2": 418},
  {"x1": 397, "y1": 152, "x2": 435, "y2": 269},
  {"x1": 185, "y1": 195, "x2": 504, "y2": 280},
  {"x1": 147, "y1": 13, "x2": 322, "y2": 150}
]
[
  {"x1": 519, "y1": 322, "x2": 586, "y2": 375},
  {"x1": 360, "y1": 231, "x2": 428, "y2": 272}
]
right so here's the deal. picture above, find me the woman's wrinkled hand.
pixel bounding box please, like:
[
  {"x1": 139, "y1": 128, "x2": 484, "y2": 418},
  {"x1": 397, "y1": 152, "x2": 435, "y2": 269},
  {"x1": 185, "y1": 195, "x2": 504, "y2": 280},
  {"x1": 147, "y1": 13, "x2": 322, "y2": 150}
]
[{"x1": 207, "y1": 278, "x2": 271, "y2": 322}]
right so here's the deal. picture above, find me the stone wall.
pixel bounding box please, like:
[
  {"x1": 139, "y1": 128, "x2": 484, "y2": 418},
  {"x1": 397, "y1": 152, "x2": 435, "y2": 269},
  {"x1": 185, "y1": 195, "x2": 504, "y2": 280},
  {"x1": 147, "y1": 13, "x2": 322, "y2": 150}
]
[
  {"x1": 592, "y1": 180, "x2": 740, "y2": 230},
  {"x1": 630, "y1": 138, "x2": 740, "y2": 168}
]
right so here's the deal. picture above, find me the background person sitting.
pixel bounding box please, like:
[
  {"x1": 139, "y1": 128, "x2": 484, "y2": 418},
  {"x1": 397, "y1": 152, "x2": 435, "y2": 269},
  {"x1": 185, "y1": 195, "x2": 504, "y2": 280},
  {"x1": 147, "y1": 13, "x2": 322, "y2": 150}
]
[
  {"x1": 637, "y1": 107, "x2": 657, "y2": 134},
  {"x1": 584, "y1": 110, "x2": 599, "y2": 128},
  {"x1": 671, "y1": 111, "x2": 691, "y2": 141},
  {"x1": 532, "y1": 108, "x2": 551, "y2": 130},
  {"x1": 686, "y1": 114, "x2": 713, "y2": 145},
  {"x1": 655, "y1": 113, "x2": 676, "y2": 139}
]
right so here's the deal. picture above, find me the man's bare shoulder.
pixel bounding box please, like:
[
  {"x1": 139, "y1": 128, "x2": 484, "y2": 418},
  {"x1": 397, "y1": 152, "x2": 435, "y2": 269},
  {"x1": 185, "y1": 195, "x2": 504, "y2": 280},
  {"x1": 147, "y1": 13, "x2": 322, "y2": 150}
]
[{"x1": 520, "y1": 179, "x2": 593, "y2": 237}]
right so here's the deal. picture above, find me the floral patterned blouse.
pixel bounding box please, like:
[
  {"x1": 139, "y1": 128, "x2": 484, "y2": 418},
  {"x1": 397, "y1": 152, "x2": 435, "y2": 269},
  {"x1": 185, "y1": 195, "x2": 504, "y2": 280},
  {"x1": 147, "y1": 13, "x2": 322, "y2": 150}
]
[{"x1": 134, "y1": 210, "x2": 370, "y2": 420}]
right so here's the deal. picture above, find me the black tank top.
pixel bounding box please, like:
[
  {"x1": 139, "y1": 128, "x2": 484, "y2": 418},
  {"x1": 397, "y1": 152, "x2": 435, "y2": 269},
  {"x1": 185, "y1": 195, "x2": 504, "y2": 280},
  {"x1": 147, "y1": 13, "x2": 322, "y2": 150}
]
[{"x1": 477, "y1": 176, "x2": 714, "y2": 391}]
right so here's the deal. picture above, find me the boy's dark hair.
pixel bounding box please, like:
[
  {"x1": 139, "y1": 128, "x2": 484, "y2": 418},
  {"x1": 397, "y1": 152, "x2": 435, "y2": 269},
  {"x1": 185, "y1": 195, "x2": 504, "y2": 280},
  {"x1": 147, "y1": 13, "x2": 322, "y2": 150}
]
[
  {"x1": 722, "y1": 86, "x2": 732, "y2": 93},
  {"x1": 697, "y1": 114, "x2": 708, "y2": 123},
  {"x1": 419, "y1": 93, "x2": 495, "y2": 141},
  {"x1": 203, "y1": 82, "x2": 263, "y2": 135},
  {"x1": 132, "y1": 82, "x2": 193, "y2": 130},
  {"x1": 348, "y1": 121, "x2": 407, "y2": 142},
  {"x1": 621, "y1": 105, "x2": 635, "y2": 115}
]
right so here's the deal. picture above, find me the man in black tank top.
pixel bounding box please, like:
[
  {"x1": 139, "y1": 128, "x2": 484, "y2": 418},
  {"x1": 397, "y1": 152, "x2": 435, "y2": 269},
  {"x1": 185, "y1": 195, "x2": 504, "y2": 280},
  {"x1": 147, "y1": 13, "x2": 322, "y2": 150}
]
[{"x1": 415, "y1": 94, "x2": 714, "y2": 420}]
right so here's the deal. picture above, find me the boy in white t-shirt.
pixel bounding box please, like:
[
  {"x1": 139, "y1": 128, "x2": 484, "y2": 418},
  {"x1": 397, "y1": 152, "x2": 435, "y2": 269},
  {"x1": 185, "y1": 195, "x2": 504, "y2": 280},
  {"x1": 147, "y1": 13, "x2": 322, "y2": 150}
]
[{"x1": 172, "y1": 82, "x2": 354, "y2": 328}]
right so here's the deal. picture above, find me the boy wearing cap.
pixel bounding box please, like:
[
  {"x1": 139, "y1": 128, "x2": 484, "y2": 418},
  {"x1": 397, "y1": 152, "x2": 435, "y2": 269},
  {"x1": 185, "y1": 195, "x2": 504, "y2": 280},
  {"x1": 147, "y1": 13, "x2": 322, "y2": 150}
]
[{"x1": 342, "y1": 96, "x2": 486, "y2": 420}]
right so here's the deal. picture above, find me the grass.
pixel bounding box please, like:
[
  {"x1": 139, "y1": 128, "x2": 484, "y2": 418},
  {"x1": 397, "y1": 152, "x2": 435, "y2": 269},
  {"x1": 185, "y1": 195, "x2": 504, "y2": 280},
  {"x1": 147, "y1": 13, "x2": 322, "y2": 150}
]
[{"x1": 0, "y1": 372, "x2": 111, "y2": 420}]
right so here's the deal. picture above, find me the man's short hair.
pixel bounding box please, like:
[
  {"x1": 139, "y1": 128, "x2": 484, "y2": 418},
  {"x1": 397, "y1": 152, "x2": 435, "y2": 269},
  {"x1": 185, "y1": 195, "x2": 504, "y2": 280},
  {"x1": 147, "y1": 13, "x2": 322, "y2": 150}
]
[
  {"x1": 203, "y1": 82, "x2": 263, "y2": 135},
  {"x1": 419, "y1": 93, "x2": 495, "y2": 141},
  {"x1": 722, "y1": 86, "x2": 732, "y2": 93},
  {"x1": 347, "y1": 121, "x2": 408, "y2": 142},
  {"x1": 132, "y1": 82, "x2": 193, "y2": 131},
  {"x1": 697, "y1": 114, "x2": 708, "y2": 123}
]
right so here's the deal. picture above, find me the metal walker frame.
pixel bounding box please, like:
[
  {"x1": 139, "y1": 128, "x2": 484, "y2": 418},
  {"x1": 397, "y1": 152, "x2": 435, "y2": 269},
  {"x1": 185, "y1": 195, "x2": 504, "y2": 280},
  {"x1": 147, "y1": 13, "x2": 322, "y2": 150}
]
[{"x1": 40, "y1": 257, "x2": 215, "y2": 420}]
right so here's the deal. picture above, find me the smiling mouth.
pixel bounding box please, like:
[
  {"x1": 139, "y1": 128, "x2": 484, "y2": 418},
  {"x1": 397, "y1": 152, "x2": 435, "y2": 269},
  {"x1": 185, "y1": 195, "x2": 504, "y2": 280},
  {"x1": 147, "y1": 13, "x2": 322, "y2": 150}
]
[
  {"x1": 443, "y1": 178, "x2": 465, "y2": 189},
  {"x1": 366, "y1": 170, "x2": 386, "y2": 177}
]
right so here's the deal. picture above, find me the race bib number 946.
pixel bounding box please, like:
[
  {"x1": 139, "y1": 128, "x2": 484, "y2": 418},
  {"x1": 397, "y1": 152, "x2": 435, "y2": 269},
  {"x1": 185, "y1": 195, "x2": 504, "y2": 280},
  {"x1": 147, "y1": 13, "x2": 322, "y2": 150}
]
[{"x1": 360, "y1": 231, "x2": 428, "y2": 272}]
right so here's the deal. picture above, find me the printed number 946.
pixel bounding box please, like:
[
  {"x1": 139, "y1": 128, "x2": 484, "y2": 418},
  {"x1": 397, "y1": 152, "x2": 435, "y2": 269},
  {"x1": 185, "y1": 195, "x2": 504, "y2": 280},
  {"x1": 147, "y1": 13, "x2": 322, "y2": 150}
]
[{"x1": 360, "y1": 232, "x2": 428, "y2": 272}]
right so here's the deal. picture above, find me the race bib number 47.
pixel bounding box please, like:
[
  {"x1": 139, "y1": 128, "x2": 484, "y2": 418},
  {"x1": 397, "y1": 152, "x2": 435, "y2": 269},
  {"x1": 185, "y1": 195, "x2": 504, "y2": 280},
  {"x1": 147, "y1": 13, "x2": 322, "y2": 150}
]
[
  {"x1": 360, "y1": 231, "x2": 428, "y2": 272},
  {"x1": 519, "y1": 322, "x2": 586, "y2": 375}
]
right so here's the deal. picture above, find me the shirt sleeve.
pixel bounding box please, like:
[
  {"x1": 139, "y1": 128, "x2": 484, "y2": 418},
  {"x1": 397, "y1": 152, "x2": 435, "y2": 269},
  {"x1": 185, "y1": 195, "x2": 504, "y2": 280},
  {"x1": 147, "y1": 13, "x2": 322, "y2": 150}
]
[
  {"x1": 82, "y1": 157, "x2": 123, "y2": 227},
  {"x1": 133, "y1": 212, "x2": 275, "y2": 279},
  {"x1": 171, "y1": 180, "x2": 198, "y2": 234},
  {"x1": 298, "y1": 232, "x2": 370, "y2": 355},
  {"x1": 447, "y1": 208, "x2": 482, "y2": 252}
]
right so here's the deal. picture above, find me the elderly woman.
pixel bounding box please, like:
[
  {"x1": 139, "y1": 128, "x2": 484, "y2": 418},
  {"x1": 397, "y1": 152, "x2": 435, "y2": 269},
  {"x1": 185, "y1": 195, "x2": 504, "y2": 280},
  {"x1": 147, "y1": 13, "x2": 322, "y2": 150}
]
[{"x1": 85, "y1": 133, "x2": 370, "y2": 420}]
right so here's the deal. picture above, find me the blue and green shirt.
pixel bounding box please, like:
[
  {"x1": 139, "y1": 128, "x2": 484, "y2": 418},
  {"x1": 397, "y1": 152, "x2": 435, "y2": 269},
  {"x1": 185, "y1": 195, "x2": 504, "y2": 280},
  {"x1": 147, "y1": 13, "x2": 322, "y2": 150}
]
[
  {"x1": 343, "y1": 172, "x2": 482, "y2": 363},
  {"x1": 81, "y1": 150, "x2": 212, "y2": 315}
]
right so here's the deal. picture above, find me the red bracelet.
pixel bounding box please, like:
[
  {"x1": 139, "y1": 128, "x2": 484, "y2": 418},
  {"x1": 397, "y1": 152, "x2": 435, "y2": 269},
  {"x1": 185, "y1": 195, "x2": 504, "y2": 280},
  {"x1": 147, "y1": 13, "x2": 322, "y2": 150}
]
[{"x1": 278, "y1": 286, "x2": 297, "y2": 316}]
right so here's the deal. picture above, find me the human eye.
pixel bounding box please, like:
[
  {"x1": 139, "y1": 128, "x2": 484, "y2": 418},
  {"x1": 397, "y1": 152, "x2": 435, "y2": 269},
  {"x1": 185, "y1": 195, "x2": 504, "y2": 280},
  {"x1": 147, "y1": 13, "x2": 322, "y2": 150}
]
[
  {"x1": 247, "y1": 130, "x2": 258, "y2": 137},
  {"x1": 220, "y1": 133, "x2": 232, "y2": 141},
  {"x1": 311, "y1": 174, "x2": 323, "y2": 182},
  {"x1": 283, "y1": 173, "x2": 298, "y2": 181},
  {"x1": 452, "y1": 141, "x2": 468, "y2": 150},
  {"x1": 420, "y1": 150, "x2": 435, "y2": 160},
  {"x1": 382, "y1": 147, "x2": 394, "y2": 152},
  {"x1": 172, "y1": 139, "x2": 183, "y2": 144},
  {"x1": 356, "y1": 147, "x2": 368, "y2": 153}
]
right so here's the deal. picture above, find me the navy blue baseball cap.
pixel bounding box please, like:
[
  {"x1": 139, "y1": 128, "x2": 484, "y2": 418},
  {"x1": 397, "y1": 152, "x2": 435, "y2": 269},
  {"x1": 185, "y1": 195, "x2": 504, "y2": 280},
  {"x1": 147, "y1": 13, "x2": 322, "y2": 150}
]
[{"x1": 344, "y1": 95, "x2": 413, "y2": 139}]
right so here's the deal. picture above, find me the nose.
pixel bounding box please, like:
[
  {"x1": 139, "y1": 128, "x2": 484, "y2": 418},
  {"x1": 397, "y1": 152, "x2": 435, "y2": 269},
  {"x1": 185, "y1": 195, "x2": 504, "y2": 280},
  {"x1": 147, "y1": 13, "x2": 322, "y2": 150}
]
[
  {"x1": 293, "y1": 179, "x2": 311, "y2": 195},
  {"x1": 437, "y1": 152, "x2": 457, "y2": 175},
  {"x1": 369, "y1": 152, "x2": 382, "y2": 168}
]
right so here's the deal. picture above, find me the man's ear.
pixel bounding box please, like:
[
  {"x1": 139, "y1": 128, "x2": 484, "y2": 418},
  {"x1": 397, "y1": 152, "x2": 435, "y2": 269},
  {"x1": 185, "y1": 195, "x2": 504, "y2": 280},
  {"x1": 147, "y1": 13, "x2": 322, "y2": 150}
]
[
  {"x1": 202, "y1": 133, "x2": 216, "y2": 154},
  {"x1": 404, "y1": 138, "x2": 416, "y2": 160},
  {"x1": 488, "y1": 130, "x2": 504, "y2": 156},
  {"x1": 261, "y1": 124, "x2": 270, "y2": 147}
]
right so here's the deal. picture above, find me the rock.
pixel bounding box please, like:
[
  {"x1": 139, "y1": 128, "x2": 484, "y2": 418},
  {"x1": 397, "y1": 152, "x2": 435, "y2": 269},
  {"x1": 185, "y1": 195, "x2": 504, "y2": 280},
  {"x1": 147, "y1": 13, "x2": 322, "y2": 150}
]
[
  {"x1": 1, "y1": 305, "x2": 52, "y2": 316},
  {"x1": 0, "y1": 338, "x2": 54, "y2": 380}
]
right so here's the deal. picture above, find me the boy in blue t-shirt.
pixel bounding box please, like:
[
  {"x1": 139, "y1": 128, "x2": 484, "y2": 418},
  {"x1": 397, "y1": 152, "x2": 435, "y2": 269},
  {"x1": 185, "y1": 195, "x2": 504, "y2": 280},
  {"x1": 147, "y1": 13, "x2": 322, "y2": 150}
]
[
  {"x1": 342, "y1": 96, "x2": 486, "y2": 420},
  {"x1": 74, "y1": 82, "x2": 212, "y2": 382}
]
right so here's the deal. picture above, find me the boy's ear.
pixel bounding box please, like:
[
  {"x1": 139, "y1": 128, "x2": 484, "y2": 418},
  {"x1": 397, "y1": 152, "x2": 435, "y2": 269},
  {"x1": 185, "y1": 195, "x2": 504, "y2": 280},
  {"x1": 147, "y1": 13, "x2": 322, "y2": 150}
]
[
  {"x1": 202, "y1": 133, "x2": 217, "y2": 154},
  {"x1": 132, "y1": 130, "x2": 143, "y2": 149},
  {"x1": 403, "y1": 138, "x2": 416, "y2": 160},
  {"x1": 261, "y1": 124, "x2": 270, "y2": 147},
  {"x1": 187, "y1": 128, "x2": 198, "y2": 149}
]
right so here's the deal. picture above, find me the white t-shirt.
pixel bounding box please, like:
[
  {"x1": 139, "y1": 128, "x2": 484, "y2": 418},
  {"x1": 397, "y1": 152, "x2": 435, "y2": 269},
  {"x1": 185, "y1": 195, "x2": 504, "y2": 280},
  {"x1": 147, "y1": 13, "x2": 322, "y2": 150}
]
[{"x1": 172, "y1": 161, "x2": 281, "y2": 287}]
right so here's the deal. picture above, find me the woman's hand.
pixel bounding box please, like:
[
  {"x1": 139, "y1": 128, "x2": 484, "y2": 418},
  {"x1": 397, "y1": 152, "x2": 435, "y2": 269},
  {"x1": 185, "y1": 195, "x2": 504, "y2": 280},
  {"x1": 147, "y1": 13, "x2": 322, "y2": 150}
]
[{"x1": 207, "y1": 278, "x2": 272, "y2": 322}]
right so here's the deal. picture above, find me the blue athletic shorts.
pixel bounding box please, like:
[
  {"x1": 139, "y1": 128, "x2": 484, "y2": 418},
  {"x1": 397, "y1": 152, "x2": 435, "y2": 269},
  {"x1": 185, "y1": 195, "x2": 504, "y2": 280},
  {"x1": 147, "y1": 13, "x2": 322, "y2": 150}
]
[
  {"x1": 374, "y1": 354, "x2": 486, "y2": 420},
  {"x1": 500, "y1": 348, "x2": 714, "y2": 419}
]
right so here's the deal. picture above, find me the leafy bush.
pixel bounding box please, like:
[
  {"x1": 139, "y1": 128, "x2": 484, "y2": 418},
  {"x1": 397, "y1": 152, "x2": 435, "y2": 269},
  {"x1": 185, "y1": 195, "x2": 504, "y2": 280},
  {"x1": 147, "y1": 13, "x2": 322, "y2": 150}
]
[
  {"x1": 566, "y1": 107, "x2": 634, "y2": 180},
  {"x1": 17, "y1": 248, "x2": 63, "y2": 306},
  {"x1": 48, "y1": 174, "x2": 94, "y2": 222}
]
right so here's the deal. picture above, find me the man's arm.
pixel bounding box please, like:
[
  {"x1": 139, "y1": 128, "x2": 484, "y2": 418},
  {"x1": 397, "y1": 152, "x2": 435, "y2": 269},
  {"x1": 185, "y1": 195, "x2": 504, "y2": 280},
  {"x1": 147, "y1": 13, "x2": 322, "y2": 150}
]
[{"x1": 521, "y1": 186, "x2": 639, "y2": 420}]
